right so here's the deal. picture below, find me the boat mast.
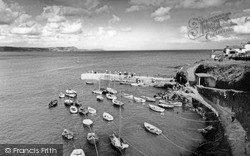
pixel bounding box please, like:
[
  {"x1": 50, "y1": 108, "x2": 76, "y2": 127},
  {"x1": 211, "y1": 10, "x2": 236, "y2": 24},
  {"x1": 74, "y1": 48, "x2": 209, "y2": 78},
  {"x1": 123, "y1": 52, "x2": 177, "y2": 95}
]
[
  {"x1": 99, "y1": 77, "x2": 101, "y2": 90},
  {"x1": 119, "y1": 90, "x2": 122, "y2": 140}
]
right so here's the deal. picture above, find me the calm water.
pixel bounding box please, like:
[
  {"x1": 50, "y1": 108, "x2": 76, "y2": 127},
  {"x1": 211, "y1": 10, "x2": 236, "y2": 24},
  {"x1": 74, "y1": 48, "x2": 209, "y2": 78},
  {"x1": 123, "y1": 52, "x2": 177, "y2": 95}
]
[{"x1": 0, "y1": 50, "x2": 209, "y2": 156}]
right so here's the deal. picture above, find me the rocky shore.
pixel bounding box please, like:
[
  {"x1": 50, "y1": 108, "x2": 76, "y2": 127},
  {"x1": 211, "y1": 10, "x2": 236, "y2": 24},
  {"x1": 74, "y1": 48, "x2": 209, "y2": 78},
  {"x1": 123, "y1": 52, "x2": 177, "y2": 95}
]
[{"x1": 175, "y1": 58, "x2": 250, "y2": 156}]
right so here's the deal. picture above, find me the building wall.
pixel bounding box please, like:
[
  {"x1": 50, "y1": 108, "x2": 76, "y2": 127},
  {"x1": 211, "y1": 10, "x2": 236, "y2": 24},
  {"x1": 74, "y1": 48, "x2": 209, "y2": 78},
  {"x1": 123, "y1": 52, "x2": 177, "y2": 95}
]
[{"x1": 195, "y1": 76, "x2": 216, "y2": 87}]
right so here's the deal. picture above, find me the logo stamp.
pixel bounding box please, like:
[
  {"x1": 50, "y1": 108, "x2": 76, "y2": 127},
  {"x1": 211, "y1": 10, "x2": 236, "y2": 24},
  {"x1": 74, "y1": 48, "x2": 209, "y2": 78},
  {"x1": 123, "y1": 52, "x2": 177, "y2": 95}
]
[{"x1": 188, "y1": 12, "x2": 235, "y2": 40}]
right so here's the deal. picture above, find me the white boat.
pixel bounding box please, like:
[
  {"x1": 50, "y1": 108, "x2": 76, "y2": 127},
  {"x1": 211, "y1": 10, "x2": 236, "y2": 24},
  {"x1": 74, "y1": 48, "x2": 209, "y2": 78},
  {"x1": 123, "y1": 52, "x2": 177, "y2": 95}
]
[
  {"x1": 92, "y1": 89, "x2": 103, "y2": 95},
  {"x1": 83, "y1": 119, "x2": 93, "y2": 126},
  {"x1": 122, "y1": 93, "x2": 133, "y2": 100},
  {"x1": 88, "y1": 107, "x2": 96, "y2": 114},
  {"x1": 103, "y1": 112, "x2": 114, "y2": 121},
  {"x1": 144, "y1": 122, "x2": 162, "y2": 135},
  {"x1": 96, "y1": 95, "x2": 104, "y2": 101},
  {"x1": 92, "y1": 78, "x2": 103, "y2": 94},
  {"x1": 159, "y1": 100, "x2": 170, "y2": 104},
  {"x1": 149, "y1": 104, "x2": 165, "y2": 113},
  {"x1": 110, "y1": 100, "x2": 129, "y2": 151},
  {"x1": 64, "y1": 99, "x2": 73, "y2": 106},
  {"x1": 59, "y1": 92, "x2": 65, "y2": 98},
  {"x1": 170, "y1": 101, "x2": 182, "y2": 107},
  {"x1": 141, "y1": 96, "x2": 156, "y2": 102},
  {"x1": 112, "y1": 99, "x2": 124, "y2": 107},
  {"x1": 106, "y1": 93, "x2": 117, "y2": 100},
  {"x1": 70, "y1": 149, "x2": 85, "y2": 156},
  {"x1": 110, "y1": 133, "x2": 129, "y2": 151},
  {"x1": 130, "y1": 83, "x2": 140, "y2": 86},
  {"x1": 70, "y1": 106, "x2": 78, "y2": 114},
  {"x1": 107, "y1": 87, "x2": 117, "y2": 94},
  {"x1": 87, "y1": 132, "x2": 99, "y2": 145},
  {"x1": 158, "y1": 103, "x2": 174, "y2": 109},
  {"x1": 133, "y1": 96, "x2": 146, "y2": 103},
  {"x1": 66, "y1": 89, "x2": 77, "y2": 94},
  {"x1": 62, "y1": 129, "x2": 74, "y2": 139},
  {"x1": 86, "y1": 81, "x2": 94, "y2": 85}
]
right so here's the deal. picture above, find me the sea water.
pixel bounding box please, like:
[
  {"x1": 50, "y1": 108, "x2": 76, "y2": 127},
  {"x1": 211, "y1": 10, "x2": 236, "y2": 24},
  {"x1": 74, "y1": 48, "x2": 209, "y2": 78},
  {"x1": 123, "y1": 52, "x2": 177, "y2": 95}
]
[{"x1": 0, "y1": 50, "x2": 209, "y2": 156}]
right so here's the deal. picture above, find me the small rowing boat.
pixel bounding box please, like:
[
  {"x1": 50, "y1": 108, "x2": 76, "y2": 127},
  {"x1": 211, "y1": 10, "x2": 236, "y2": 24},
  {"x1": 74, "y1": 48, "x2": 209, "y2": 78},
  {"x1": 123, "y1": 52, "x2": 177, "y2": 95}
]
[
  {"x1": 70, "y1": 149, "x2": 85, "y2": 156},
  {"x1": 107, "y1": 87, "x2": 117, "y2": 94},
  {"x1": 86, "y1": 81, "x2": 94, "y2": 85},
  {"x1": 65, "y1": 89, "x2": 77, "y2": 98},
  {"x1": 70, "y1": 106, "x2": 78, "y2": 114},
  {"x1": 79, "y1": 106, "x2": 88, "y2": 115},
  {"x1": 133, "y1": 96, "x2": 146, "y2": 103},
  {"x1": 92, "y1": 89, "x2": 103, "y2": 95},
  {"x1": 96, "y1": 95, "x2": 104, "y2": 101},
  {"x1": 87, "y1": 132, "x2": 99, "y2": 145},
  {"x1": 112, "y1": 99, "x2": 124, "y2": 107},
  {"x1": 64, "y1": 99, "x2": 73, "y2": 106},
  {"x1": 83, "y1": 119, "x2": 93, "y2": 126},
  {"x1": 144, "y1": 122, "x2": 162, "y2": 135},
  {"x1": 103, "y1": 112, "x2": 114, "y2": 121},
  {"x1": 88, "y1": 106, "x2": 96, "y2": 114},
  {"x1": 141, "y1": 96, "x2": 156, "y2": 102},
  {"x1": 106, "y1": 93, "x2": 117, "y2": 100},
  {"x1": 149, "y1": 104, "x2": 165, "y2": 113},
  {"x1": 59, "y1": 92, "x2": 65, "y2": 98},
  {"x1": 158, "y1": 103, "x2": 174, "y2": 109},
  {"x1": 48, "y1": 100, "x2": 58, "y2": 108},
  {"x1": 170, "y1": 101, "x2": 182, "y2": 107},
  {"x1": 122, "y1": 93, "x2": 133, "y2": 100},
  {"x1": 62, "y1": 129, "x2": 74, "y2": 139},
  {"x1": 110, "y1": 133, "x2": 129, "y2": 151}
]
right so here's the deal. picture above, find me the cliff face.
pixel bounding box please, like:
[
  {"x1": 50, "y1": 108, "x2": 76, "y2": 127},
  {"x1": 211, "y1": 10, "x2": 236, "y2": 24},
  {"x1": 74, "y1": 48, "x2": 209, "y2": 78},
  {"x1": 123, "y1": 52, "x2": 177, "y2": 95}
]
[{"x1": 195, "y1": 60, "x2": 250, "y2": 91}]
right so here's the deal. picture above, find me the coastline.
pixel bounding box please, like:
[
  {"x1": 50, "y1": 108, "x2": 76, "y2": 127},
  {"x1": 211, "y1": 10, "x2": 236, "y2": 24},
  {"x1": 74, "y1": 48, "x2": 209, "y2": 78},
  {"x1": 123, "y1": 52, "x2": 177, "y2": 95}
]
[{"x1": 178, "y1": 60, "x2": 249, "y2": 156}]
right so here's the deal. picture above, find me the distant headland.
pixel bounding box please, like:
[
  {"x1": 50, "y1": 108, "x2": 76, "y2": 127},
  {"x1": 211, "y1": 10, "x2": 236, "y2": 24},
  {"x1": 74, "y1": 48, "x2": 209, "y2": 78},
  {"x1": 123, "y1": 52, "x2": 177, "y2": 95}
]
[{"x1": 0, "y1": 46, "x2": 104, "y2": 52}]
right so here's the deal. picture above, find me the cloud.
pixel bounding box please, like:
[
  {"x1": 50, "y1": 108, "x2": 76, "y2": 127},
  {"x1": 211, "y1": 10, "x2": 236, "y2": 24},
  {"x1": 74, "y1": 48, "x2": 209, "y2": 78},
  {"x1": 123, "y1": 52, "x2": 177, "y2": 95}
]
[
  {"x1": 209, "y1": 35, "x2": 238, "y2": 42},
  {"x1": 177, "y1": 0, "x2": 227, "y2": 9},
  {"x1": 84, "y1": 0, "x2": 99, "y2": 9},
  {"x1": 233, "y1": 21, "x2": 250, "y2": 34},
  {"x1": 0, "y1": 0, "x2": 22, "y2": 25},
  {"x1": 96, "y1": 27, "x2": 117, "y2": 39},
  {"x1": 11, "y1": 24, "x2": 41, "y2": 35},
  {"x1": 109, "y1": 15, "x2": 121, "y2": 24},
  {"x1": 130, "y1": 0, "x2": 174, "y2": 7},
  {"x1": 95, "y1": 5, "x2": 109, "y2": 14},
  {"x1": 151, "y1": 7, "x2": 172, "y2": 22},
  {"x1": 61, "y1": 21, "x2": 82, "y2": 34},
  {"x1": 121, "y1": 27, "x2": 132, "y2": 32},
  {"x1": 180, "y1": 26, "x2": 188, "y2": 34},
  {"x1": 126, "y1": 5, "x2": 146, "y2": 13}
]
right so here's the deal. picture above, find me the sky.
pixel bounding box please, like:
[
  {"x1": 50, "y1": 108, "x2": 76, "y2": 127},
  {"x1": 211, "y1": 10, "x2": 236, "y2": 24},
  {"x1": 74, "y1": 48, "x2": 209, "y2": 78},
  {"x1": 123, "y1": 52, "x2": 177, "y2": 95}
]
[{"x1": 0, "y1": 0, "x2": 250, "y2": 50}]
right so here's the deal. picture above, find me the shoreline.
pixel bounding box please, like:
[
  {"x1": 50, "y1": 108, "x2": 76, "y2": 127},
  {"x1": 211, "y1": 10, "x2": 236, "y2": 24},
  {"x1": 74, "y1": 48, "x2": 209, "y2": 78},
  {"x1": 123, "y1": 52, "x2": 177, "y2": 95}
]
[{"x1": 180, "y1": 61, "x2": 249, "y2": 156}]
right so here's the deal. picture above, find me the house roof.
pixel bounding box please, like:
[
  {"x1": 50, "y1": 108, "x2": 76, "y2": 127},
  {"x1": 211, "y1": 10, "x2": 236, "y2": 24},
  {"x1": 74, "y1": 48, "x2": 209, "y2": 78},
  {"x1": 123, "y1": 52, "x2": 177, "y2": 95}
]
[{"x1": 195, "y1": 73, "x2": 216, "y2": 79}]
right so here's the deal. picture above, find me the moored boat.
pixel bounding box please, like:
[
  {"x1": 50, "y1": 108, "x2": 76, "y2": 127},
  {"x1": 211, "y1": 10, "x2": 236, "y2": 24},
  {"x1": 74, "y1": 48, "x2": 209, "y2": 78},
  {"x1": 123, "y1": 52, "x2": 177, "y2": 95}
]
[
  {"x1": 86, "y1": 81, "x2": 94, "y2": 85},
  {"x1": 158, "y1": 103, "x2": 174, "y2": 109},
  {"x1": 59, "y1": 92, "x2": 65, "y2": 98},
  {"x1": 107, "y1": 87, "x2": 117, "y2": 94},
  {"x1": 62, "y1": 129, "x2": 74, "y2": 139},
  {"x1": 159, "y1": 100, "x2": 170, "y2": 104},
  {"x1": 103, "y1": 112, "x2": 114, "y2": 121},
  {"x1": 65, "y1": 89, "x2": 77, "y2": 98},
  {"x1": 110, "y1": 133, "x2": 129, "y2": 151},
  {"x1": 96, "y1": 95, "x2": 104, "y2": 101},
  {"x1": 149, "y1": 104, "x2": 165, "y2": 113},
  {"x1": 106, "y1": 93, "x2": 117, "y2": 100},
  {"x1": 49, "y1": 100, "x2": 58, "y2": 108},
  {"x1": 133, "y1": 96, "x2": 146, "y2": 103},
  {"x1": 144, "y1": 122, "x2": 162, "y2": 135},
  {"x1": 65, "y1": 93, "x2": 77, "y2": 98},
  {"x1": 64, "y1": 99, "x2": 73, "y2": 106},
  {"x1": 83, "y1": 119, "x2": 93, "y2": 126},
  {"x1": 112, "y1": 99, "x2": 124, "y2": 107},
  {"x1": 70, "y1": 149, "x2": 85, "y2": 156},
  {"x1": 170, "y1": 101, "x2": 182, "y2": 107},
  {"x1": 70, "y1": 106, "x2": 78, "y2": 114},
  {"x1": 130, "y1": 83, "x2": 140, "y2": 86},
  {"x1": 92, "y1": 89, "x2": 103, "y2": 95},
  {"x1": 88, "y1": 106, "x2": 96, "y2": 114},
  {"x1": 79, "y1": 106, "x2": 89, "y2": 115},
  {"x1": 87, "y1": 132, "x2": 99, "y2": 145},
  {"x1": 122, "y1": 93, "x2": 133, "y2": 100},
  {"x1": 141, "y1": 96, "x2": 156, "y2": 102}
]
